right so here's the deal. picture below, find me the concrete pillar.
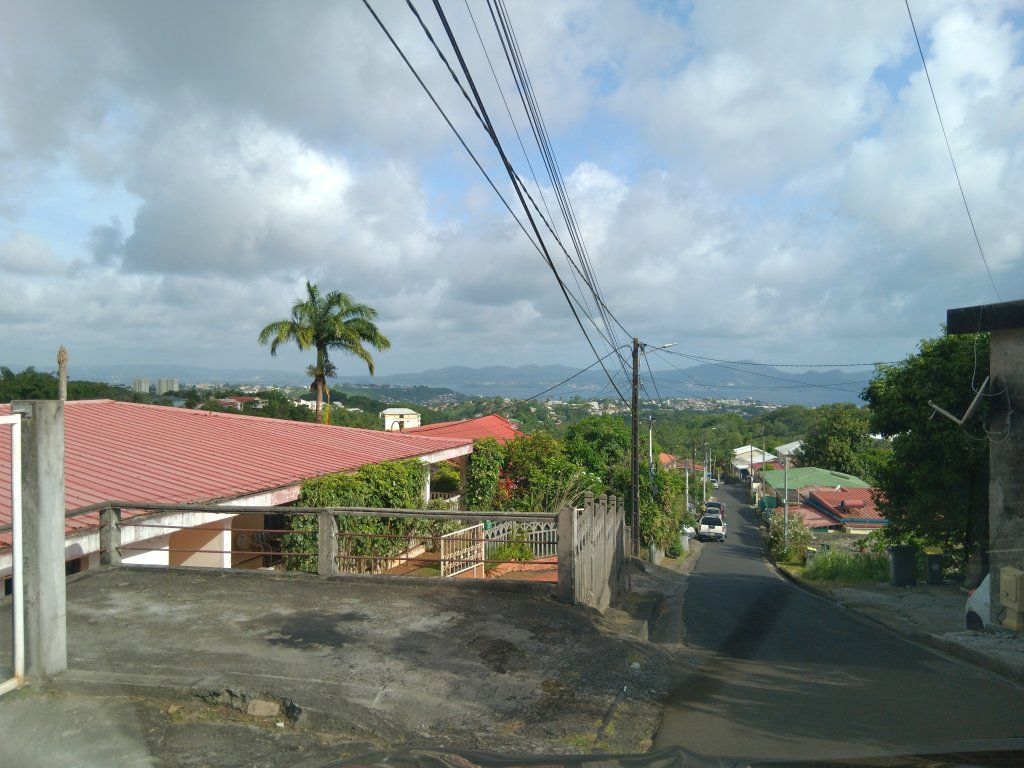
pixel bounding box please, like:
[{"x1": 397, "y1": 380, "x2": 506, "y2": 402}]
[
  {"x1": 317, "y1": 512, "x2": 339, "y2": 577},
  {"x1": 421, "y1": 461, "x2": 431, "y2": 505},
  {"x1": 989, "y1": 328, "x2": 1024, "y2": 620},
  {"x1": 99, "y1": 506, "x2": 121, "y2": 566},
  {"x1": 12, "y1": 400, "x2": 67, "y2": 679}
]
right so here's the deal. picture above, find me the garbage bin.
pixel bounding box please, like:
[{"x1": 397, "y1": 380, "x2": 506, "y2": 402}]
[
  {"x1": 925, "y1": 553, "x2": 944, "y2": 585},
  {"x1": 888, "y1": 545, "x2": 917, "y2": 587}
]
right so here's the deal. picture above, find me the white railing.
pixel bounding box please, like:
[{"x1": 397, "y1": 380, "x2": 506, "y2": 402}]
[
  {"x1": 484, "y1": 519, "x2": 558, "y2": 558},
  {"x1": 440, "y1": 523, "x2": 484, "y2": 578},
  {"x1": 0, "y1": 413, "x2": 24, "y2": 696}
]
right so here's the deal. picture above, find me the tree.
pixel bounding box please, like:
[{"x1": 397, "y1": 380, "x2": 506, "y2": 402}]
[
  {"x1": 258, "y1": 281, "x2": 390, "y2": 422},
  {"x1": 863, "y1": 332, "x2": 989, "y2": 571},
  {"x1": 563, "y1": 415, "x2": 630, "y2": 480},
  {"x1": 795, "y1": 403, "x2": 888, "y2": 482}
]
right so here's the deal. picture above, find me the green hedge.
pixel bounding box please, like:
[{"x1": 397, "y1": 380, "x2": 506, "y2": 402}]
[{"x1": 282, "y1": 459, "x2": 456, "y2": 573}]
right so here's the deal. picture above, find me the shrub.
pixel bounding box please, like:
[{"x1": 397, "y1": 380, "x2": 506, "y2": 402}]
[
  {"x1": 805, "y1": 550, "x2": 889, "y2": 582},
  {"x1": 282, "y1": 459, "x2": 432, "y2": 573},
  {"x1": 764, "y1": 509, "x2": 812, "y2": 564},
  {"x1": 465, "y1": 438, "x2": 505, "y2": 510},
  {"x1": 487, "y1": 526, "x2": 534, "y2": 570},
  {"x1": 431, "y1": 461, "x2": 461, "y2": 493}
]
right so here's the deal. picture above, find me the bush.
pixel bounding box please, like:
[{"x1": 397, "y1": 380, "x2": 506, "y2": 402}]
[
  {"x1": 465, "y1": 438, "x2": 505, "y2": 510},
  {"x1": 486, "y1": 525, "x2": 534, "y2": 570},
  {"x1": 282, "y1": 459, "x2": 432, "y2": 573},
  {"x1": 764, "y1": 509, "x2": 812, "y2": 564},
  {"x1": 805, "y1": 550, "x2": 889, "y2": 582},
  {"x1": 431, "y1": 461, "x2": 461, "y2": 493}
]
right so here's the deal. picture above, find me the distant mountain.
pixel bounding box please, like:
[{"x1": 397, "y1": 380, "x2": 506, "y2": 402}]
[
  {"x1": 23, "y1": 360, "x2": 873, "y2": 407},
  {"x1": 341, "y1": 362, "x2": 873, "y2": 406}
]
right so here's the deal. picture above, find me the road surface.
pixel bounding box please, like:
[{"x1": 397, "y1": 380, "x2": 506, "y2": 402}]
[{"x1": 654, "y1": 483, "x2": 1024, "y2": 762}]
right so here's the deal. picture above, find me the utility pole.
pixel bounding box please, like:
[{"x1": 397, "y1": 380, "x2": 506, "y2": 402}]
[
  {"x1": 647, "y1": 415, "x2": 654, "y2": 469},
  {"x1": 702, "y1": 433, "x2": 708, "y2": 507},
  {"x1": 631, "y1": 337, "x2": 640, "y2": 556},
  {"x1": 783, "y1": 454, "x2": 790, "y2": 547}
]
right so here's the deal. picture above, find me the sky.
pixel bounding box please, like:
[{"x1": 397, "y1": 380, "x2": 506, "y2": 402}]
[{"x1": 1, "y1": 0, "x2": 1023, "y2": 382}]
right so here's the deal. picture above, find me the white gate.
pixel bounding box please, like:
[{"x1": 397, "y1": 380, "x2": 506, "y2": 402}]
[
  {"x1": 440, "y1": 524, "x2": 484, "y2": 578},
  {"x1": 0, "y1": 413, "x2": 24, "y2": 695}
]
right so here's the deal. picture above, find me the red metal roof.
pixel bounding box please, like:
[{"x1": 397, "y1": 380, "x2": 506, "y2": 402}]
[
  {"x1": 789, "y1": 502, "x2": 841, "y2": 530},
  {"x1": 805, "y1": 486, "x2": 886, "y2": 527},
  {"x1": 407, "y1": 413, "x2": 521, "y2": 444},
  {"x1": 0, "y1": 400, "x2": 472, "y2": 539}
]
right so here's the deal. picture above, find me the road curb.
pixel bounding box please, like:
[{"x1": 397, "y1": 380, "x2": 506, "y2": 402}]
[{"x1": 772, "y1": 561, "x2": 1024, "y2": 688}]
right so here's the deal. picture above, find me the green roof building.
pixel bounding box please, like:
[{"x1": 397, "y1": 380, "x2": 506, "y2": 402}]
[{"x1": 760, "y1": 466, "x2": 870, "y2": 499}]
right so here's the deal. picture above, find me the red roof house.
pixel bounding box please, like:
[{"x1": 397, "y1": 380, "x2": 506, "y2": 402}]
[
  {"x1": 0, "y1": 400, "x2": 473, "y2": 568},
  {"x1": 805, "y1": 486, "x2": 886, "y2": 531},
  {"x1": 407, "y1": 413, "x2": 522, "y2": 444}
]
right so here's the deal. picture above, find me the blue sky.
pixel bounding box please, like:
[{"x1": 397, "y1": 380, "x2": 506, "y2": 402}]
[{"x1": 1, "y1": 0, "x2": 1023, "y2": 381}]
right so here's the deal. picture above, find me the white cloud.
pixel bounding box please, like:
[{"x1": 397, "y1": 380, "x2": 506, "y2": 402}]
[{"x1": 0, "y1": 0, "x2": 1022, "y2": 379}]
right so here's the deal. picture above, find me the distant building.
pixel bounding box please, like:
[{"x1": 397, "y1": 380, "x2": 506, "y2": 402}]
[
  {"x1": 156, "y1": 378, "x2": 179, "y2": 395},
  {"x1": 380, "y1": 407, "x2": 421, "y2": 431},
  {"x1": 132, "y1": 378, "x2": 150, "y2": 394},
  {"x1": 217, "y1": 396, "x2": 267, "y2": 411}
]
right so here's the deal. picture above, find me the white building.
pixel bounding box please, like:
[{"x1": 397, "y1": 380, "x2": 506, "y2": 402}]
[
  {"x1": 380, "y1": 407, "x2": 421, "y2": 431},
  {"x1": 132, "y1": 378, "x2": 150, "y2": 394}
]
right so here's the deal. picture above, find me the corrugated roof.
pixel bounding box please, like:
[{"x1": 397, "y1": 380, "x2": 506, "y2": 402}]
[
  {"x1": 0, "y1": 400, "x2": 471, "y2": 537},
  {"x1": 761, "y1": 466, "x2": 869, "y2": 491},
  {"x1": 789, "y1": 502, "x2": 840, "y2": 530},
  {"x1": 407, "y1": 414, "x2": 521, "y2": 444},
  {"x1": 806, "y1": 486, "x2": 885, "y2": 526}
]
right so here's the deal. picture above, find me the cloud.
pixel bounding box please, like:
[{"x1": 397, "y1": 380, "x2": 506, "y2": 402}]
[
  {"x1": 0, "y1": 0, "x2": 1022, "y2": 379},
  {"x1": 0, "y1": 232, "x2": 66, "y2": 275}
]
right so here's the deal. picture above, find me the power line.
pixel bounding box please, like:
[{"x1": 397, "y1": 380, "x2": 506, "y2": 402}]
[
  {"x1": 399, "y1": 0, "x2": 626, "y2": 364},
  {"x1": 363, "y1": 0, "x2": 628, "y2": 404},
  {"x1": 424, "y1": 0, "x2": 629, "y2": 403},
  {"x1": 904, "y1": 0, "x2": 1001, "y2": 301},
  {"x1": 519, "y1": 345, "x2": 628, "y2": 401}
]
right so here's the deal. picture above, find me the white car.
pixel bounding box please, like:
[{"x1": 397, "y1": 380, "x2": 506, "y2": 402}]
[
  {"x1": 965, "y1": 574, "x2": 993, "y2": 630},
  {"x1": 698, "y1": 513, "x2": 727, "y2": 542}
]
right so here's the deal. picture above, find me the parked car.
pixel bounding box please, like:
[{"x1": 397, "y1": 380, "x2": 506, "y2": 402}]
[
  {"x1": 965, "y1": 574, "x2": 992, "y2": 630},
  {"x1": 710, "y1": 478, "x2": 719, "y2": 489},
  {"x1": 698, "y1": 513, "x2": 727, "y2": 542},
  {"x1": 704, "y1": 500, "x2": 725, "y2": 520}
]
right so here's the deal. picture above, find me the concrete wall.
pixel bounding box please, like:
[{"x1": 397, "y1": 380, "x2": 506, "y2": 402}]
[
  {"x1": 169, "y1": 520, "x2": 231, "y2": 568},
  {"x1": 231, "y1": 514, "x2": 267, "y2": 569},
  {"x1": 990, "y1": 328, "x2": 1024, "y2": 617}
]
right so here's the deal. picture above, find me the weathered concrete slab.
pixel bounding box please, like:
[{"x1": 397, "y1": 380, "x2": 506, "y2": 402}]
[{"x1": 1, "y1": 566, "x2": 681, "y2": 762}]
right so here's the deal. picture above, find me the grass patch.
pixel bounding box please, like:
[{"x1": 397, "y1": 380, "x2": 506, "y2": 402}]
[{"x1": 804, "y1": 550, "x2": 888, "y2": 583}]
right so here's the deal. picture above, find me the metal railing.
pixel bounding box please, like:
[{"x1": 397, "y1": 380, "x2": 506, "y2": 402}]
[
  {"x1": 91, "y1": 502, "x2": 559, "y2": 582},
  {"x1": 1, "y1": 494, "x2": 627, "y2": 609}
]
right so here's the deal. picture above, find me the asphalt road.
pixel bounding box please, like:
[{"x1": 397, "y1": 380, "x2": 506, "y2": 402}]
[{"x1": 654, "y1": 483, "x2": 1024, "y2": 762}]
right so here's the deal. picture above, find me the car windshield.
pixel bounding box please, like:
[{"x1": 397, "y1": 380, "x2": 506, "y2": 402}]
[{"x1": 2, "y1": 2, "x2": 1023, "y2": 767}]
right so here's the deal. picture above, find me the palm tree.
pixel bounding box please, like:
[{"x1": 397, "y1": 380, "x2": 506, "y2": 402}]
[{"x1": 258, "y1": 282, "x2": 391, "y2": 423}]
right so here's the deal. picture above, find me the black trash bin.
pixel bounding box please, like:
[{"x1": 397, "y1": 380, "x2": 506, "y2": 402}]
[
  {"x1": 888, "y1": 545, "x2": 917, "y2": 587},
  {"x1": 925, "y1": 553, "x2": 944, "y2": 585}
]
